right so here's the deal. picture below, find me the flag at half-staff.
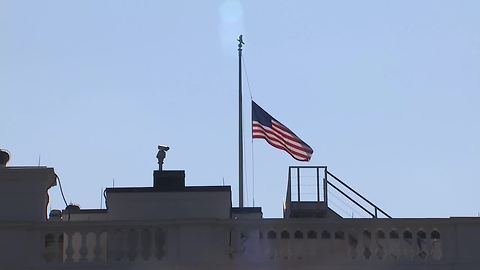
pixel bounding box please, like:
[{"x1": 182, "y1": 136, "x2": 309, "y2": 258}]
[{"x1": 252, "y1": 100, "x2": 314, "y2": 161}]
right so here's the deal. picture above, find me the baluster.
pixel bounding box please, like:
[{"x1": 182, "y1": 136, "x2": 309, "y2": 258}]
[
  {"x1": 43, "y1": 233, "x2": 55, "y2": 262},
  {"x1": 94, "y1": 231, "x2": 102, "y2": 262},
  {"x1": 79, "y1": 231, "x2": 88, "y2": 262},
  {"x1": 65, "y1": 232, "x2": 74, "y2": 263},
  {"x1": 347, "y1": 231, "x2": 359, "y2": 260},
  {"x1": 127, "y1": 228, "x2": 139, "y2": 261},
  {"x1": 154, "y1": 228, "x2": 166, "y2": 260},
  {"x1": 53, "y1": 233, "x2": 59, "y2": 262},
  {"x1": 141, "y1": 228, "x2": 152, "y2": 260},
  {"x1": 110, "y1": 229, "x2": 124, "y2": 261},
  {"x1": 57, "y1": 233, "x2": 64, "y2": 262}
]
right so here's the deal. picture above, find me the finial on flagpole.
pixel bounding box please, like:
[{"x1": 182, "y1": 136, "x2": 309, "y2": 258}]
[{"x1": 238, "y1": 35, "x2": 244, "y2": 50}]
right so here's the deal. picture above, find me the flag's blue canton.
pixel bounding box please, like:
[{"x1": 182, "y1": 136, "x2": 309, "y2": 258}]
[{"x1": 252, "y1": 101, "x2": 276, "y2": 127}]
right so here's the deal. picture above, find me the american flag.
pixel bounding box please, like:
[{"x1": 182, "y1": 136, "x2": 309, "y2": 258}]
[{"x1": 252, "y1": 101, "x2": 313, "y2": 161}]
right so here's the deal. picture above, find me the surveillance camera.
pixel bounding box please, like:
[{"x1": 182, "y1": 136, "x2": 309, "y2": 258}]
[{"x1": 158, "y1": 145, "x2": 170, "y2": 151}]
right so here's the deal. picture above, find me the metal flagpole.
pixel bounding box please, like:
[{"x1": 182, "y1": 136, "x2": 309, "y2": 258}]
[{"x1": 238, "y1": 35, "x2": 244, "y2": 208}]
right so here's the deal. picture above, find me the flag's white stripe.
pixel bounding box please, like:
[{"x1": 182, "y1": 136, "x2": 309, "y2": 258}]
[
  {"x1": 253, "y1": 123, "x2": 304, "y2": 149},
  {"x1": 272, "y1": 121, "x2": 303, "y2": 143},
  {"x1": 253, "y1": 124, "x2": 311, "y2": 159},
  {"x1": 253, "y1": 122, "x2": 305, "y2": 150},
  {"x1": 271, "y1": 121, "x2": 312, "y2": 154},
  {"x1": 253, "y1": 133, "x2": 308, "y2": 160},
  {"x1": 253, "y1": 132, "x2": 310, "y2": 160},
  {"x1": 253, "y1": 125, "x2": 306, "y2": 153},
  {"x1": 271, "y1": 124, "x2": 307, "y2": 150}
]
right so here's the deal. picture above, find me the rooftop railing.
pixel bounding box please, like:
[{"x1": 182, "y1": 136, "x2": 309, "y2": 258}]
[{"x1": 286, "y1": 166, "x2": 392, "y2": 218}]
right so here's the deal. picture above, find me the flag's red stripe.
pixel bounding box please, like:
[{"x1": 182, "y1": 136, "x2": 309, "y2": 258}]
[
  {"x1": 253, "y1": 133, "x2": 309, "y2": 161},
  {"x1": 271, "y1": 126, "x2": 312, "y2": 154},
  {"x1": 272, "y1": 121, "x2": 313, "y2": 153},
  {"x1": 253, "y1": 123, "x2": 311, "y2": 153},
  {"x1": 272, "y1": 122, "x2": 306, "y2": 145},
  {"x1": 271, "y1": 124, "x2": 304, "y2": 147},
  {"x1": 253, "y1": 132, "x2": 310, "y2": 161},
  {"x1": 253, "y1": 123, "x2": 304, "y2": 150},
  {"x1": 253, "y1": 131, "x2": 308, "y2": 158},
  {"x1": 271, "y1": 120, "x2": 293, "y2": 134},
  {"x1": 253, "y1": 124, "x2": 310, "y2": 155},
  {"x1": 253, "y1": 125, "x2": 311, "y2": 161}
]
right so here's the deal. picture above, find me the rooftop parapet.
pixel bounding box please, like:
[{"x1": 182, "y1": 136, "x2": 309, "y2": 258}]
[{"x1": 0, "y1": 165, "x2": 56, "y2": 221}]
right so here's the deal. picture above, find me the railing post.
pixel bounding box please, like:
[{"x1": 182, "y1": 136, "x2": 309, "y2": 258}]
[
  {"x1": 324, "y1": 168, "x2": 328, "y2": 206},
  {"x1": 297, "y1": 167, "x2": 300, "y2": 202},
  {"x1": 316, "y1": 167, "x2": 320, "y2": 202},
  {"x1": 287, "y1": 167, "x2": 291, "y2": 203}
]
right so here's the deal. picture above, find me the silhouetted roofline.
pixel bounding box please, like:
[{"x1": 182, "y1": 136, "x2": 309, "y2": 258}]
[
  {"x1": 62, "y1": 209, "x2": 108, "y2": 214},
  {"x1": 232, "y1": 207, "x2": 262, "y2": 214},
  {"x1": 105, "y1": 186, "x2": 231, "y2": 193}
]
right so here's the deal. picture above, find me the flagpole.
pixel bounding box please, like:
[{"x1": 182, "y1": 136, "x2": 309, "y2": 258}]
[{"x1": 238, "y1": 35, "x2": 244, "y2": 208}]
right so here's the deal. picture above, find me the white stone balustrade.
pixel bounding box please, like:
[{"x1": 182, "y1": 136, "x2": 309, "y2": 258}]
[
  {"x1": 2, "y1": 218, "x2": 480, "y2": 270},
  {"x1": 41, "y1": 224, "x2": 168, "y2": 265}
]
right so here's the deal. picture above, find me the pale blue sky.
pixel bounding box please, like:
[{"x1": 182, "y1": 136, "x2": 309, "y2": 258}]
[{"x1": 1, "y1": 0, "x2": 479, "y2": 218}]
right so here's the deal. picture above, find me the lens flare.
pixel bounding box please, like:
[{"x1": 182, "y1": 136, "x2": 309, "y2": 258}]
[{"x1": 218, "y1": 0, "x2": 245, "y2": 55}]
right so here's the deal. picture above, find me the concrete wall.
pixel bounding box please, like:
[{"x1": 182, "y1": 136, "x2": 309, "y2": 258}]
[
  {"x1": 0, "y1": 166, "x2": 56, "y2": 221},
  {"x1": 62, "y1": 211, "x2": 108, "y2": 221},
  {"x1": 106, "y1": 191, "x2": 231, "y2": 220},
  {"x1": 0, "y1": 225, "x2": 44, "y2": 270}
]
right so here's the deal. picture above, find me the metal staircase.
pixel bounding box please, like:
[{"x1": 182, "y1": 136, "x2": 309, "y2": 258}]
[{"x1": 284, "y1": 166, "x2": 392, "y2": 219}]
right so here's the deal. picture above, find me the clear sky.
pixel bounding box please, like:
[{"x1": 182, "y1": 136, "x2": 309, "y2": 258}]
[{"x1": 1, "y1": 0, "x2": 479, "y2": 218}]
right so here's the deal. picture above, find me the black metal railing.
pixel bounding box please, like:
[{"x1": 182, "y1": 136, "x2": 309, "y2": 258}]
[{"x1": 286, "y1": 166, "x2": 392, "y2": 218}]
